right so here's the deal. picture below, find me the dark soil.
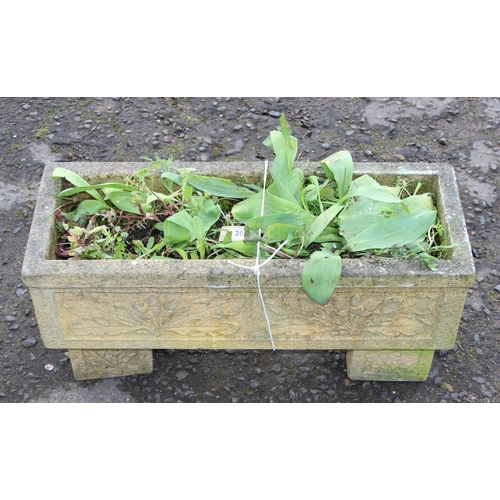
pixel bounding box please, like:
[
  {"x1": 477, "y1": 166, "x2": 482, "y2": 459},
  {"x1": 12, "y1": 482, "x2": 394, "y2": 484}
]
[{"x1": 1, "y1": 97, "x2": 499, "y2": 403}]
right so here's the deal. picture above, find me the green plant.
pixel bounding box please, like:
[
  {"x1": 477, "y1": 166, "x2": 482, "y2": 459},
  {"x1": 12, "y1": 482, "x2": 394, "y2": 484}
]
[
  {"x1": 53, "y1": 153, "x2": 259, "y2": 262},
  {"x1": 227, "y1": 115, "x2": 443, "y2": 303},
  {"x1": 52, "y1": 115, "x2": 448, "y2": 305}
]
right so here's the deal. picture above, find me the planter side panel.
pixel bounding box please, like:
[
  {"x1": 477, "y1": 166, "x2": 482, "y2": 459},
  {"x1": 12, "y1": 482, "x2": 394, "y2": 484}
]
[{"x1": 34, "y1": 284, "x2": 467, "y2": 351}]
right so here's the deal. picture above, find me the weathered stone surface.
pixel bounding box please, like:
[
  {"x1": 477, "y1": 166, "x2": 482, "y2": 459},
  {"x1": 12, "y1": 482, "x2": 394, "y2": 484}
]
[
  {"x1": 32, "y1": 287, "x2": 466, "y2": 351},
  {"x1": 68, "y1": 349, "x2": 153, "y2": 380},
  {"x1": 346, "y1": 349, "x2": 435, "y2": 381},
  {"x1": 22, "y1": 161, "x2": 475, "y2": 380}
]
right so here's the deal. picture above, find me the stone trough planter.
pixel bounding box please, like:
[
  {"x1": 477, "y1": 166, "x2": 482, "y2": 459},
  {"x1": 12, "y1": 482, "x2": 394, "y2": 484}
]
[{"x1": 22, "y1": 161, "x2": 475, "y2": 381}]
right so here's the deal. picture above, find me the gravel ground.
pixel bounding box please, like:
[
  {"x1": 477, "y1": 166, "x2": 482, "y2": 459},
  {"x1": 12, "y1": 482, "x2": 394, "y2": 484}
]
[{"x1": 1, "y1": 96, "x2": 499, "y2": 403}]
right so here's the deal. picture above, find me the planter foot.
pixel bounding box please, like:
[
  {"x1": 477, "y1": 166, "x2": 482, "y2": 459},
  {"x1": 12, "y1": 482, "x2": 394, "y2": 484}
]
[
  {"x1": 68, "y1": 349, "x2": 153, "y2": 380},
  {"x1": 346, "y1": 349, "x2": 434, "y2": 381}
]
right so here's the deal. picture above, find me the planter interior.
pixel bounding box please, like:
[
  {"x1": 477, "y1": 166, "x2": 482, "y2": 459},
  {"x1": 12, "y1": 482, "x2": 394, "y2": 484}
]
[{"x1": 22, "y1": 161, "x2": 476, "y2": 381}]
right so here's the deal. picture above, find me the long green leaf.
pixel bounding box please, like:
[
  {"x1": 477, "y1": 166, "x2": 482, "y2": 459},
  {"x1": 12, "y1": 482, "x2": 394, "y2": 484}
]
[
  {"x1": 232, "y1": 190, "x2": 306, "y2": 223},
  {"x1": 105, "y1": 191, "x2": 142, "y2": 215},
  {"x1": 264, "y1": 114, "x2": 298, "y2": 173},
  {"x1": 52, "y1": 167, "x2": 105, "y2": 203},
  {"x1": 304, "y1": 203, "x2": 345, "y2": 248},
  {"x1": 338, "y1": 213, "x2": 385, "y2": 241},
  {"x1": 187, "y1": 174, "x2": 255, "y2": 199},
  {"x1": 387, "y1": 194, "x2": 435, "y2": 216},
  {"x1": 200, "y1": 205, "x2": 221, "y2": 231},
  {"x1": 302, "y1": 251, "x2": 342, "y2": 305},
  {"x1": 166, "y1": 211, "x2": 194, "y2": 232},
  {"x1": 213, "y1": 241, "x2": 258, "y2": 257},
  {"x1": 245, "y1": 213, "x2": 301, "y2": 233},
  {"x1": 269, "y1": 153, "x2": 303, "y2": 206},
  {"x1": 191, "y1": 216, "x2": 207, "y2": 258},
  {"x1": 162, "y1": 216, "x2": 193, "y2": 245},
  {"x1": 346, "y1": 185, "x2": 401, "y2": 203},
  {"x1": 71, "y1": 199, "x2": 111, "y2": 218},
  {"x1": 321, "y1": 151, "x2": 353, "y2": 199},
  {"x1": 161, "y1": 171, "x2": 182, "y2": 186},
  {"x1": 343, "y1": 211, "x2": 437, "y2": 252},
  {"x1": 57, "y1": 182, "x2": 138, "y2": 198},
  {"x1": 264, "y1": 223, "x2": 301, "y2": 244}
]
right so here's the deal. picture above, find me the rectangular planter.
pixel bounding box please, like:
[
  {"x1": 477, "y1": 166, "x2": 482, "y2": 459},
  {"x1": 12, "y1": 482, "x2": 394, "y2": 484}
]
[{"x1": 22, "y1": 161, "x2": 475, "y2": 381}]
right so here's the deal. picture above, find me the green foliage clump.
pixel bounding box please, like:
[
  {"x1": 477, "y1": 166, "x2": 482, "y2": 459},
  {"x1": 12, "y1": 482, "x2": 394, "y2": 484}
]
[{"x1": 53, "y1": 116, "x2": 452, "y2": 304}]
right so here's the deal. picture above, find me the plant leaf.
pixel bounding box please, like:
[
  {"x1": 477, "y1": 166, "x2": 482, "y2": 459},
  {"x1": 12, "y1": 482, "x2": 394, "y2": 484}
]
[
  {"x1": 264, "y1": 223, "x2": 301, "y2": 244},
  {"x1": 161, "y1": 171, "x2": 182, "y2": 186},
  {"x1": 337, "y1": 213, "x2": 385, "y2": 241},
  {"x1": 304, "y1": 202, "x2": 345, "y2": 247},
  {"x1": 57, "y1": 182, "x2": 138, "y2": 198},
  {"x1": 343, "y1": 211, "x2": 437, "y2": 252},
  {"x1": 52, "y1": 167, "x2": 106, "y2": 203},
  {"x1": 191, "y1": 216, "x2": 207, "y2": 258},
  {"x1": 321, "y1": 151, "x2": 353, "y2": 199},
  {"x1": 213, "y1": 241, "x2": 258, "y2": 257},
  {"x1": 105, "y1": 191, "x2": 142, "y2": 215},
  {"x1": 347, "y1": 185, "x2": 401, "y2": 203},
  {"x1": 387, "y1": 193, "x2": 435, "y2": 216},
  {"x1": 302, "y1": 251, "x2": 342, "y2": 305},
  {"x1": 162, "y1": 220, "x2": 192, "y2": 245},
  {"x1": 232, "y1": 190, "x2": 306, "y2": 223},
  {"x1": 71, "y1": 199, "x2": 111, "y2": 218},
  {"x1": 187, "y1": 174, "x2": 255, "y2": 199},
  {"x1": 245, "y1": 213, "x2": 302, "y2": 233}
]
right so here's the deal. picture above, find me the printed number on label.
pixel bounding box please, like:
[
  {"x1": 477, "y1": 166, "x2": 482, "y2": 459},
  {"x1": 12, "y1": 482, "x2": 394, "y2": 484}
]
[{"x1": 231, "y1": 228, "x2": 245, "y2": 240}]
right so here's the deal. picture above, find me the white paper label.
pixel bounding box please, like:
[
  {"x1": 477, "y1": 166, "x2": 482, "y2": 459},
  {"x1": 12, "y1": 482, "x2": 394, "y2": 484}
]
[{"x1": 220, "y1": 226, "x2": 246, "y2": 242}]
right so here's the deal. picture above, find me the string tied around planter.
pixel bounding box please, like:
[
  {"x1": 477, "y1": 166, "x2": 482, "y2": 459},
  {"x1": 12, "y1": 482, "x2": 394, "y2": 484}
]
[{"x1": 228, "y1": 160, "x2": 287, "y2": 351}]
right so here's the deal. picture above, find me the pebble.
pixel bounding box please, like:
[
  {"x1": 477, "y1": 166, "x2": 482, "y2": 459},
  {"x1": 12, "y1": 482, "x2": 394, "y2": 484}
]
[{"x1": 22, "y1": 338, "x2": 37, "y2": 348}]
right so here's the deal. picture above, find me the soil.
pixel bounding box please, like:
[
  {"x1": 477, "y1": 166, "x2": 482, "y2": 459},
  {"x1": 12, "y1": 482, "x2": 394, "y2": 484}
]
[{"x1": 1, "y1": 97, "x2": 499, "y2": 403}]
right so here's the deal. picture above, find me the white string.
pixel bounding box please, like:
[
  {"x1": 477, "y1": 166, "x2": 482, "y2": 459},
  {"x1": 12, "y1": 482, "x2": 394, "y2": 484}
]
[{"x1": 228, "y1": 160, "x2": 286, "y2": 351}]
